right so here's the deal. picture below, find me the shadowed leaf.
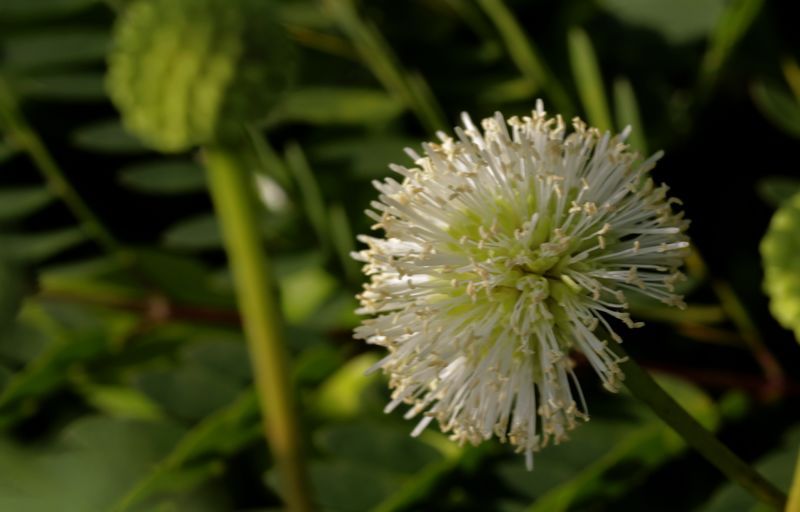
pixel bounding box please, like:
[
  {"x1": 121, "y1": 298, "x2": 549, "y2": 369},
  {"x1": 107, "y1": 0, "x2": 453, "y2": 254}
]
[{"x1": 118, "y1": 161, "x2": 206, "y2": 195}]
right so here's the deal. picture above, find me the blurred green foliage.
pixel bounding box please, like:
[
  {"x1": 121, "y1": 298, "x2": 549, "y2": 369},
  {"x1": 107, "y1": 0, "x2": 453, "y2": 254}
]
[{"x1": 0, "y1": 0, "x2": 799, "y2": 511}]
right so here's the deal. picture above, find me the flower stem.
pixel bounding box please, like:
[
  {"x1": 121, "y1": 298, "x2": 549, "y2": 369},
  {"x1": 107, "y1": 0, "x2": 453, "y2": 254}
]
[
  {"x1": 204, "y1": 144, "x2": 313, "y2": 512},
  {"x1": 609, "y1": 342, "x2": 787, "y2": 510},
  {"x1": 0, "y1": 74, "x2": 121, "y2": 255}
]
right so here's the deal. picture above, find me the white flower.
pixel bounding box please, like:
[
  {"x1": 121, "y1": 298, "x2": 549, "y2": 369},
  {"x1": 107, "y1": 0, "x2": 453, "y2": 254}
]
[{"x1": 353, "y1": 101, "x2": 690, "y2": 469}]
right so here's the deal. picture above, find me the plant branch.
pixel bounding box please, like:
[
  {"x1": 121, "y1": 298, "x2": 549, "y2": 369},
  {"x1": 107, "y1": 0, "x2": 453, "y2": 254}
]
[
  {"x1": 610, "y1": 341, "x2": 787, "y2": 510},
  {"x1": 204, "y1": 144, "x2": 313, "y2": 512}
]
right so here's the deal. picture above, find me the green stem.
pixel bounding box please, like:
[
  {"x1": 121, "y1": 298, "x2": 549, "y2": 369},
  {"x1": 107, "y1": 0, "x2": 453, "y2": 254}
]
[
  {"x1": 609, "y1": 342, "x2": 787, "y2": 510},
  {"x1": 205, "y1": 144, "x2": 313, "y2": 512},
  {"x1": 788, "y1": 449, "x2": 800, "y2": 512},
  {"x1": 0, "y1": 75, "x2": 121, "y2": 255}
]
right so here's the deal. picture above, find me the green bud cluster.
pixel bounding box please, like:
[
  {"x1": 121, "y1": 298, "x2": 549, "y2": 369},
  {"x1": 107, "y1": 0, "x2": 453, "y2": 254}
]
[{"x1": 107, "y1": 0, "x2": 294, "y2": 152}]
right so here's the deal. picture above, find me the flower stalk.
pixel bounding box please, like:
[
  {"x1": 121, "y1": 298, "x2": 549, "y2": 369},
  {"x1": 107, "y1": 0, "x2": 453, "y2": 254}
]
[
  {"x1": 610, "y1": 341, "x2": 787, "y2": 510},
  {"x1": 205, "y1": 144, "x2": 313, "y2": 512}
]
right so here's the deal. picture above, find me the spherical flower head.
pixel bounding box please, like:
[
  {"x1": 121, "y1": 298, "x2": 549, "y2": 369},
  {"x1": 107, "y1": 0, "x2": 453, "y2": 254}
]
[{"x1": 353, "y1": 101, "x2": 690, "y2": 469}]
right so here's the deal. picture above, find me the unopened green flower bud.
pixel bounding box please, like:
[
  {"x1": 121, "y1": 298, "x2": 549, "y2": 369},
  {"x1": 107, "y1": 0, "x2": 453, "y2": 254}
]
[{"x1": 107, "y1": 0, "x2": 294, "y2": 152}]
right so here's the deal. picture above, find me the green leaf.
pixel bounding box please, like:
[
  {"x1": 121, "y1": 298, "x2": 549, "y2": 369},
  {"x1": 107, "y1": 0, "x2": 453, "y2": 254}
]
[
  {"x1": 494, "y1": 376, "x2": 718, "y2": 511},
  {"x1": 162, "y1": 214, "x2": 222, "y2": 251},
  {"x1": 16, "y1": 72, "x2": 106, "y2": 101},
  {"x1": 311, "y1": 422, "x2": 464, "y2": 512},
  {"x1": 476, "y1": 0, "x2": 547, "y2": 90},
  {"x1": 599, "y1": 0, "x2": 725, "y2": 44},
  {"x1": 134, "y1": 338, "x2": 250, "y2": 421},
  {"x1": 2, "y1": 30, "x2": 109, "y2": 72},
  {"x1": 0, "y1": 227, "x2": 87, "y2": 262},
  {"x1": 783, "y1": 57, "x2": 800, "y2": 102},
  {"x1": 0, "y1": 366, "x2": 11, "y2": 393},
  {"x1": 321, "y1": 0, "x2": 447, "y2": 133},
  {"x1": 276, "y1": 1, "x2": 335, "y2": 30},
  {"x1": 311, "y1": 135, "x2": 416, "y2": 180},
  {"x1": 75, "y1": 381, "x2": 163, "y2": 421},
  {"x1": 476, "y1": 0, "x2": 572, "y2": 114},
  {"x1": 0, "y1": 0, "x2": 100, "y2": 21},
  {"x1": 701, "y1": 0, "x2": 764, "y2": 87},
  {"x1": 371, "y1": 444, "x2": 466, "y2": 512},
  {"x1": 181, "y1": 335, "x2": 251, "y2": 383},
  {"x1": 0, "y1": 186, "x2": 54, "y2": 222},
  {"x1": 135, "y1": 366, "x2": 243, "y2": 422},
  {"x1": 477, "y1": 77, "x2": 539, "y2": 105},
  {"x1": 329, "y1": 203, "x2": 360, "y2": 283},
  {"x1": 316, "y1": 421, "x2": 442, "y2": 474},
  {"x1": 0, "y1": 329, "x2": 108, "y2": 427},
  {"x1": 0, "y1": 141, "x2": 19, "y2": 164},
  {"x1": 38, "y1": 256, "x2": 142, "y2": 302},
  {"x1": 134, "y1": 249, "x2": 234, "y2": 308},
  {"x1": 701, "y1": 425, "x2": 800, "y2": 511},
  {"x1": 285, "y1": 142, "x2": 329, "y2": 253},
  {"x1": 72, "y1": 120, "x2": 148, "y2": 154},
  {"x1": 245, "y1": 125, "x2": 293, "y2": 190},
  {"x1": 313, "y1": 352, "x2": 381, "y2": 420},
  {"x1": 0, "y1": 263, "x2": 24, "y2": 334},
  {"x1": 498, "y1": 420, "x2": 637, "y2": 503},
  {"x1": 612, "y1": 77, "x2": 648, "y2": 154},
  {"x1": 272, "y1": 324, "x2": 323, "y2": 358},
  {"x1": 0, "y1": 321, "x2": 50, "y2": 365},
  {"x1": 266, "y1": 87, "x2": 404, "y2": 126},
  {"x1": 757, "y1": 176, "x2": 800, "y2": 208},
  {"x1": 36, "y1": 299, "x2": 138, "y2": 334},
  {"x1": 292, "y1": 342, "x2": 345, "y2": 385},
  {"x1": 162, "y1": 212, "x2": 290, "y2": 252},
  {"x1": 118, "y1": 160, "x2": 206, "y2": 195},
  {"x1": 567, "y1": 27, "x2": 613, "y2": 132},
  {"x1": 277, "y1": 257, "x2": 337, "y2": 325},
  {"x1": 110, "y1": 391, "x2": 260, "y2": 512},
  {"x1": 300, "y1": 289, "x2": 360, "y2": 331},
  {"x1": 309, "y1": 460, "x2": 402, "y2": 512},
  {"x1": 0, "y1": 416, "x2": 183, "y2": 512},
  {"x1": 751, "y1": 81, "x2": 800, "y2": 138},
  {"x1": 760, "y1": 190, "x2": 800, "y2": 342}
]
